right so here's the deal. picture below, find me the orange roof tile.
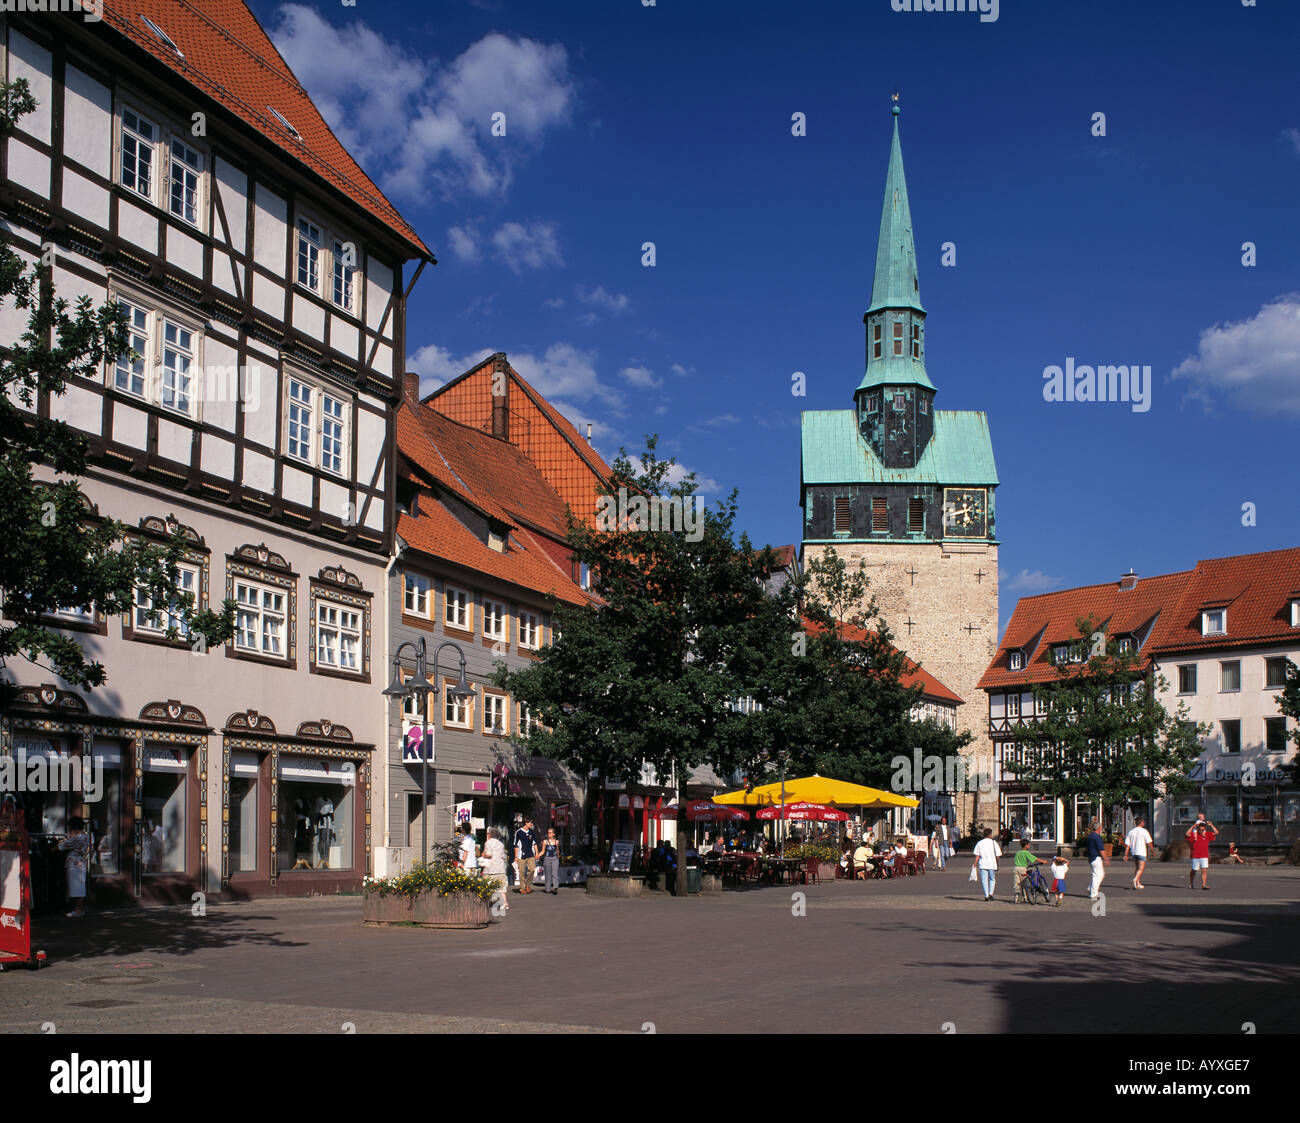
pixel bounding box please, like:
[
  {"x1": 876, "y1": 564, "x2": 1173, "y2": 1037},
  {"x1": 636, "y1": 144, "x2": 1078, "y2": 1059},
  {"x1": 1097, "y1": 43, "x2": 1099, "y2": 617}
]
[{"x1": 103, "y1": 0, "x2": 429, "y2": 258}]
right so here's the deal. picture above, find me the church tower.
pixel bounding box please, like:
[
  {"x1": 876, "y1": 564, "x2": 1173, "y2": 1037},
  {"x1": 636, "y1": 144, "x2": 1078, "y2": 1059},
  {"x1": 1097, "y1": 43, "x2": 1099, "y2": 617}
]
[{"x1": 800, "y1": 99, "x2": 1000, "y2": 829}]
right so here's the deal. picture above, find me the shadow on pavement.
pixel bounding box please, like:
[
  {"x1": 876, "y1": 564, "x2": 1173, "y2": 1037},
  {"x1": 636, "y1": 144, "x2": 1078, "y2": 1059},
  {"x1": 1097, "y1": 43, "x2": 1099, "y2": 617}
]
[{"x1": 25, "y1": 910, "x2": 308, "y2": 963}]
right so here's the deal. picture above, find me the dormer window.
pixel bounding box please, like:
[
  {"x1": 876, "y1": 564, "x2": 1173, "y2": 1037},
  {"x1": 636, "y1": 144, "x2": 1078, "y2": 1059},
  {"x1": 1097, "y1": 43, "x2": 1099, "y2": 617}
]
[
  {"x1": 488, "y1": 528, "x2": 506, "y2": 553},
  {"x1": 1202, "y1": 609, "x2": 1226, "y2": 636},
  {"x1": 1290, "y1": 599, "x2": 1300, "y2": 627},
  {"x1": 1117, "y1": 636, "x2": 1135, "y2": 654},
  {"x1": 1009, "y1": 651, "x2": 1024, "y2": 671}
]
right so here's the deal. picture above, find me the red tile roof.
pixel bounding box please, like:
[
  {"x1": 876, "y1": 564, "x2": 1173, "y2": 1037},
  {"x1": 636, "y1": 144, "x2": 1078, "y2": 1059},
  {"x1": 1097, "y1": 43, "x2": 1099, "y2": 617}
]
[
  {"x1": 981, "y1": 547, "x2": 1300, "y2": 691},
  {"x1": 801, "y1": 618, "x2": 963, "y2": 705},
  {"x1": 424, "y1": 355, "x2": 612, "y2": 517},
  {"x1": 102, "y1": 0, "x2": 430, "y2": 258}
]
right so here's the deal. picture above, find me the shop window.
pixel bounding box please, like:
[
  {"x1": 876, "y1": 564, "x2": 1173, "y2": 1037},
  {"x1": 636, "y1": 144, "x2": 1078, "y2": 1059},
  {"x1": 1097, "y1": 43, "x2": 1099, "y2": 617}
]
[
  {"x1": 141, "y1": 746, "x2": 189, "y2": 874},
  {"x1": 277, "y1": 757, "x2": 354, "y2": 872},
  {"x1": 1206, "y1": 793, "x2": 1237, "y2": 824},
  {"x1": 10, "y1": 735, "x2": 73, "y2": 834},
  {"x1": 86, "y1": 743, "x2": 124, "y2": 878},
  {"x1": 229, "y1": 752, "x2": 260, "y2": 874}
]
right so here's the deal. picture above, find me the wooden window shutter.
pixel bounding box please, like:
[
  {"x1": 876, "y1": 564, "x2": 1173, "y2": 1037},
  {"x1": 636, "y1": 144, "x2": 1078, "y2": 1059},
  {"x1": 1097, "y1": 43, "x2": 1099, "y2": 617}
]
[
  {"x1": 871, "y1": 497, "x2": 887, "y2": 532},
  {"x1": 908, "y1": 497, "x2": 924, "y2": 532},
  {"x1": 833, "y1": 496, "x2": 850, "y2": 533}
]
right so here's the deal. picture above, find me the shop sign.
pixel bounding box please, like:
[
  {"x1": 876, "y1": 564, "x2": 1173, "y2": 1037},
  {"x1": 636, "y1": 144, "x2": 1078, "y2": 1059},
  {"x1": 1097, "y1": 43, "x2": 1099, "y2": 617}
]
[
  {"x1": 632, "y1": 796, "x2": 645, "y2": 810},
  {"x1": 402, "y1": 726, "x2": 433, "y2": 763},
  {"x1": 617, "y1": 794, "x2": 630, "y2": 808},
  {"x1": 454, "y1": 800, "x2": 473, "y2": 824},
  {"x1": 1191, "y1": 761, "x2": 1289, "y2": 783},
  {"x1": 143, "y1": 747, "x2": 188, "y2": 772},
  {"x1": 281, "y1": 758, "x2": 355, "y2": 786},
  {"x1": 471, "y1": 780, "x2": 489, "y2": 793},
  {"x1": 605, "y1": 779, "x2": 627, "y2": 790}
]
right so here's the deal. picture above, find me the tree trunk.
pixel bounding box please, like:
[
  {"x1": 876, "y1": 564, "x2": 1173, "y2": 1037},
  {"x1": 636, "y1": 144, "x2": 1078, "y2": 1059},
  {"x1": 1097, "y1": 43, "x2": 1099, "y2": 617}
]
[{"x1": 675, "y1": 771, "x2": 689, "y2": 898}]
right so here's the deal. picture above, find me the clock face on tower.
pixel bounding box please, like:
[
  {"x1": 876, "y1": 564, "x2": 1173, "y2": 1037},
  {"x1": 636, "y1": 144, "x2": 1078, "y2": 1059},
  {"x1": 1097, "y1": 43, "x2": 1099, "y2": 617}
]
[{"x1": 943, "y1": 488, "x2": 987, "y2": 537}]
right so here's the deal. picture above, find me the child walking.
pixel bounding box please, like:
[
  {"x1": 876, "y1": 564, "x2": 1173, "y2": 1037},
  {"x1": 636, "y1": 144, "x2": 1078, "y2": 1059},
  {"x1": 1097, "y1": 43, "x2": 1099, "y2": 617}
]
[
  {"x1": 58, "y1": 816, "x2": 90, "y2": 918},
  {"x1": 1049, "y1": 854, "x2": 1069, "y2": 908}
]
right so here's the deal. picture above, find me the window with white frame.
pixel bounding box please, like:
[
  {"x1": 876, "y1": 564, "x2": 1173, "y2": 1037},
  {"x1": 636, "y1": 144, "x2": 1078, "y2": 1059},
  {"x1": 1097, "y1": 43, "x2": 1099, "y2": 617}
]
[
  {"x1": 444, "y1": 585, "x2": 470, "y2": 631},
  {"x1": 284, "y1": 375, "x2": 350, "y2": 476},
  {"x1": 1009, "y1": 651, "x2": 1023, "y2": 670},
  {"x1": 117, "y1": 103, "x2": 206, "y2": 230},
  {"x1": 107, "y1": 295, "x2": 202, "y2": 419},
  {"x1": 404, "y1": 572, "x2": 431, "y2": 617},
  {"x1": 316, "y1": 602, "x2": 361, "y2": 672},
  {"x1": 133, "y1": 563, "x2": 198, "y2": 637},
  {"x1": 1007, "y1": 693, "x2": 1021, "y2": 717},
  {"x1": 518, "y1": 700, "x2": 536, "y2": 736},
  {"x1": 444, "y1": 682, "x2": 473, "y2": 728},
  {"x1": 1220, "y1": 660, "x2": 1241, "y2": 692},
  {"x1": 1117, "y1": 636, "x2": 1135, "y2": 654},
  {"x1": 293, "y1": 216, "x2": 362, "y2": 316},
  {"x1": 234, "y1": 580, "x2": 287, "y2": 659},
  {"x1": 483, "y1": 693, "x2": 508, "y2": 735},
  {"x1": 1291, "y1": 599, "x2": 1300, "y2": 627},
  {"x1": 332, "y1": 239, "x2": 356, "y2": 312},
  {"x1": 483, "y1": 599, "x2": 508, "y2": 641},
  {"x1": 400, "y1": 676, "x2": 425, "y2": 726},
  {"x1": 519, "y1": 611, "x2": 541, "y2": 649},
  {"x1": 1202, "y1": 609, "x2": 1226, "y2": 636},
  {"x1": 296, "y1": 219, "x2": 321, "y2": 292}
]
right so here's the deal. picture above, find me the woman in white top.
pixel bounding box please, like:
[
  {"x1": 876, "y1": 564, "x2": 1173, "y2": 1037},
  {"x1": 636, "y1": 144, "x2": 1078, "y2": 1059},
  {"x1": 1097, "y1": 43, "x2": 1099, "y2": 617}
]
[{"x1": 480, "y1": 826, "x2": 509, "y2": 913}]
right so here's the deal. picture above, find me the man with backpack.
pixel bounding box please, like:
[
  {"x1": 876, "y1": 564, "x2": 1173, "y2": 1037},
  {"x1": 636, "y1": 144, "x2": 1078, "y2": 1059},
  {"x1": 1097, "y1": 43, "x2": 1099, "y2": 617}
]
[{"x1": 513, "y1": 818, "x2": 539, "y2": 894}]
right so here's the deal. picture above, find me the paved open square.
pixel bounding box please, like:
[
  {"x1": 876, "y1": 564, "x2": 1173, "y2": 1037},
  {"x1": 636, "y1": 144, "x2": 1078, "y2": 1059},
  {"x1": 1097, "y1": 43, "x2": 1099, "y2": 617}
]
[{"x1": 3, "y1": 863, "x2": 1297, "y2": 1035}]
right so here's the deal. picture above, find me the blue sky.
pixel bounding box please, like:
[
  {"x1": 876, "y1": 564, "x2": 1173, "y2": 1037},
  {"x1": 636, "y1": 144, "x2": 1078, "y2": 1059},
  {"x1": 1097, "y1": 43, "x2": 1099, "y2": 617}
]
[{"x1": 251, "y1": 0, "x2": 1300, "y2": 636}]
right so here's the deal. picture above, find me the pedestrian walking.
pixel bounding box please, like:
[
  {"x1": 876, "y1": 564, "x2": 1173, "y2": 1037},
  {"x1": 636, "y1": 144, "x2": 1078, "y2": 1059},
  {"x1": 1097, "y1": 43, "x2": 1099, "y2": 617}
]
[
  {"x1": 57, "y1": 816, "x2": 90, "y2": 918},
  {"x1": 481, "y1": 826, "x2": 508, "y2": 913},
  {"x1": 514, "y1": 817, "x2": 539, "y2": 894},
  {"x1": 1123, "y1": 816, "x2": 1154, "y2": 890},
  {"x1": 937, "y1": 816, "x2": 950, "y2": 869},
  {"x1": 1012, "y1": 835, "x2": 1047, "y2": 901},
  {"x1": 1049, "y1": 854, "x2": 1069, "y2": 906},
  {"x1": 541, "y1": 827, "x2": 561, "y2": 895},
  {"x1": 972, "y1": 828, "x2": 1002, "y2": 901},
  {"x1": 1086, "y1": 818, "x2": 1107, "y2": 900},
  {"x1": 456, "y1": 822, "x2": 479, "y2": 871},
  {"x1": 1186, "y1": 813, "x2": 1218, "y2": 890}
]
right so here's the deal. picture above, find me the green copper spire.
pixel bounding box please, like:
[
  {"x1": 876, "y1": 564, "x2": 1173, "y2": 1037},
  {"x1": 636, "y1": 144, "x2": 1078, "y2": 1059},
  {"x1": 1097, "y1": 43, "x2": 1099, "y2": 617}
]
[
  {"x1": 858, "y1": 96, "x2": 933, "y2": 395},
  {"x1": 867, "y1": 99, "x2": 923, "y2": 317}
]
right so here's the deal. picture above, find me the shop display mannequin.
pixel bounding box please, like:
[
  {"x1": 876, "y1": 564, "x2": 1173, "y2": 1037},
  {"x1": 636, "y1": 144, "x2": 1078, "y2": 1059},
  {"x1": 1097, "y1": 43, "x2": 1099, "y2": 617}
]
[
  {"x1": 292, "y1": 799, "x2": 313, "y2": 869},
  {"x1": 314, "y1": 796, "x2": 334, "y2": 869}
]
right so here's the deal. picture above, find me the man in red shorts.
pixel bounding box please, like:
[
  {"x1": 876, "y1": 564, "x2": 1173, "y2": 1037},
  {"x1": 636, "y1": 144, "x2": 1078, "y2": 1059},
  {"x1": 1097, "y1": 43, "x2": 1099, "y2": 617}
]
[{"x1": 1185, "y1": 813, "x2": 1218, "y2": 890}]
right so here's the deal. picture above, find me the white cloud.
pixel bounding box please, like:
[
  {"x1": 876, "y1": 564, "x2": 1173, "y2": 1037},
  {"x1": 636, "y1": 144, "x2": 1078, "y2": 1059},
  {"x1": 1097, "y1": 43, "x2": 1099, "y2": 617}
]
[
  {"x1": 447, "y1": 225, "x2": 480, "y2": 262},
  {"x1": 508, "y1": 343, "x2": 623, "y2": 409},
  {"x1": 491, "y1": 220, "x2": 563, "y2": 274},
  {"x1": 1281, "y1": 128, "x2": 1300, "y2": 156},
  {"x1": 619, "y1": 365, "x2": 662, "y2": 390},
  {"x1": 665, "y1": 461, "x2": 719, "y2": 495},
  {"x1": 406, "y1": 344, "x2": 495, "y2": 395},
  {"x1": 999, "y1": 568, "x2": 1061, "y2": 594},
  {"x1": 1171, "y1": 294, "x2": 1300, "y2": 415},
  {"x1": 687, "y1": 413, "x2": 741, "y2": 434},
  {"x1": 670, "y1": 363, "x2": 692, "y2": 378},
  {"x1": 269, "y1": 9, "x2": 574, "y2": 201},
  {"x1": 542, "y1": 297, "x2": 566, "y2": 310},
  {"x1": 576, "y1": 285, "x2": 630, "y2": 314}
]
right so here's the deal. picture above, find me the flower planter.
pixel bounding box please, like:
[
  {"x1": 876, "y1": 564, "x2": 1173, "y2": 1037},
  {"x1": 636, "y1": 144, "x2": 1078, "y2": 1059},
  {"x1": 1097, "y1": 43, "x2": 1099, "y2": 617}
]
[
  {"x1": 363, "y1": 888, "x2": 490, "y2": 929},
  {"x1": 816, "y1": 862, "x2": 837, "y2": 882}
]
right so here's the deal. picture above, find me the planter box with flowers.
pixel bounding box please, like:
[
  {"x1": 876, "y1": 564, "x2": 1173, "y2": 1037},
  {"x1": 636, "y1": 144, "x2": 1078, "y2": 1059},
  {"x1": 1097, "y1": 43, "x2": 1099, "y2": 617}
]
[
  {"x1": 363, "y1": 863, "x2": 498, "y2": 929},
  {"x1": 783, "y1": 843, "x2": 840, "y2": 882}
]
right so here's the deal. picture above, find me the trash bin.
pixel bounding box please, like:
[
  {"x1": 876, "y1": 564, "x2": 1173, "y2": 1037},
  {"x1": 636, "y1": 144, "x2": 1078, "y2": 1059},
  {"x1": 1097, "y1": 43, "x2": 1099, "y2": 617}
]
[{"x1": 686, "y1": 866, "x2": 702, "y2": 894}]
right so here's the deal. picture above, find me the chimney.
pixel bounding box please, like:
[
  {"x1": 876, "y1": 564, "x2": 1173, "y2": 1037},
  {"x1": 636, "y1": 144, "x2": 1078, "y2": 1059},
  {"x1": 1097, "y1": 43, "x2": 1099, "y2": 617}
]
[
  {"x1": 490, "y1": 353, "x2": 508, "y2": 439},
  {"x1": 1119, "y1": 568, "x2": 1139, "y2": 591},
  {"x1": 585, "y1": 422, "x2": 592, "y2": 445},
  {"x1": 403, "y1": 371, "x2": 421, "y2": 407}
]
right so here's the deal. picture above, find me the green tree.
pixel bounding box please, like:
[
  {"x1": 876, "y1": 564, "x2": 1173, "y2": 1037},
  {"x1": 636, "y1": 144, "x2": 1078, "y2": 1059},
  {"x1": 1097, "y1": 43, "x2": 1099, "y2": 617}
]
[
  {"x1": 0, "y1": 79, "x2": 234, "y2": 709},
  {"x1": 498, "y1": 438, "x2": 791, "y2": 896},
  {"x1": 1274, "y1": 658, "x2": 1300, "y2": 785},
  {"x1": 1006, "y1": 617, "x2": 1206, "y2": 837}
]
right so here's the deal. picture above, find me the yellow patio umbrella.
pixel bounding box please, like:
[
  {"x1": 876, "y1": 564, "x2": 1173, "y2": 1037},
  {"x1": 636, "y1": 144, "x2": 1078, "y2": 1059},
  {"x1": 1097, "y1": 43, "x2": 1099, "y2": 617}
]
[{"x1": 715, "y1": 774, "x2": 919, "y2": 810}]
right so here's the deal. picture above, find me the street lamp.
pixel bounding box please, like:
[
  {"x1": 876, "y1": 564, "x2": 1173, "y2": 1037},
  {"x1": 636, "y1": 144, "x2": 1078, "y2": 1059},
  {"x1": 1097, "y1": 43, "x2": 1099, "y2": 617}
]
[
  {"x1": 383, "y1": 637, "x2": 475, "y2": 867},
  {"x1": 761, "y1": 748, "x2": 790, "y2": 857}
]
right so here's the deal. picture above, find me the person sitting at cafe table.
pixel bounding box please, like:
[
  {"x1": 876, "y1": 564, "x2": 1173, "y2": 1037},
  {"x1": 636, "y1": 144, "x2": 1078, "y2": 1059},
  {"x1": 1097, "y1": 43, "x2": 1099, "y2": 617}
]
[{"x1": 852, "y1": 839, "x2": 874, "y2": 878}]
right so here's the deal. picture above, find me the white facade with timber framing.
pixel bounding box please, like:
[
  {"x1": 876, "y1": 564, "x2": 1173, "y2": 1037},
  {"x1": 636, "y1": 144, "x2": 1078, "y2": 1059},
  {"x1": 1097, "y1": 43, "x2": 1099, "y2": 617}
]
[{"x1": 0, "y1": 3, "x2": 432, "y2": 903}]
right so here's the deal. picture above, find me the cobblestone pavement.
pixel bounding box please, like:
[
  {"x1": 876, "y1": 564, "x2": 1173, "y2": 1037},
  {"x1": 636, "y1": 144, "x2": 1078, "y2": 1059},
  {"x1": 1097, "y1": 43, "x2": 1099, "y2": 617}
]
[{"x1": 3, "y1": 863, "x2": 1297, "y2": 1034}]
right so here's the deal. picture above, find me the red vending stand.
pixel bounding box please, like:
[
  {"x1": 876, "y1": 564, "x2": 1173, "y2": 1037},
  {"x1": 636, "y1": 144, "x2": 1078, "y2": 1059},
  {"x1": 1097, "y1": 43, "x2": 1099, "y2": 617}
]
[{"x1": 0, "y1": 797, "x2": 46, "y2": 970}]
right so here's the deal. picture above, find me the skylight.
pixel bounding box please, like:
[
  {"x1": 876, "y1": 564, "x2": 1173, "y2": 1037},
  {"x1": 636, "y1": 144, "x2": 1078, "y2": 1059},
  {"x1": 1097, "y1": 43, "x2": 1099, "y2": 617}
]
[
  {"x1": 140, "y1": 16, "x2": 183, "y2": 59},
  {"x1": 267, "y1": 106, "x2": 302, "y2": 140}
]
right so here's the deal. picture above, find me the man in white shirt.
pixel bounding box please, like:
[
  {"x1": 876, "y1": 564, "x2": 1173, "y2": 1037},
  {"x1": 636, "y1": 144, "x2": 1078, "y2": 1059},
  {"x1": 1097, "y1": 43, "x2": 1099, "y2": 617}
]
[
  {"x1": 1122, "y1": 816, "x2": 1154, "y2": 891},
  {"x1": 972, "y1": 828, "x2": 1002, "y2": 901}
]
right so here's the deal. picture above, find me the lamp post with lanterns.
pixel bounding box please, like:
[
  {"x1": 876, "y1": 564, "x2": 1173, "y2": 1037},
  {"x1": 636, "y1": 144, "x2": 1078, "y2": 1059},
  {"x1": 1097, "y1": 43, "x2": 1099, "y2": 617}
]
[{"x1": 383, "y1": 637, "x2": 475, "y2": 868}]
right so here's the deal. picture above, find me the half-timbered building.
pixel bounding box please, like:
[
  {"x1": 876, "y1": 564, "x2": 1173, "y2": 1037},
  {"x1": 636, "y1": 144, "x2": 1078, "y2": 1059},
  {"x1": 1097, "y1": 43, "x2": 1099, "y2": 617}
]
[{"x1": 0, "y1": 2, "x2": 431, "y2": 902}]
